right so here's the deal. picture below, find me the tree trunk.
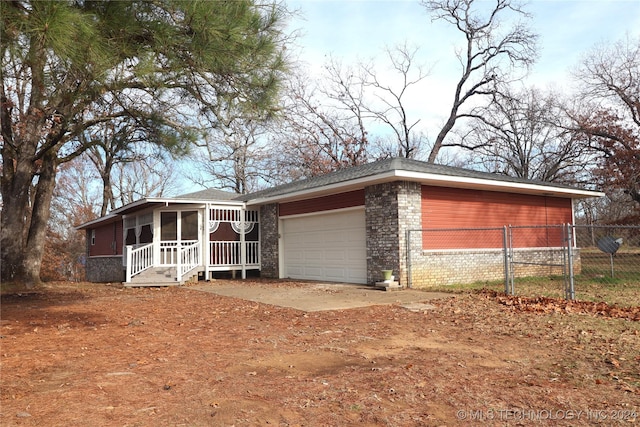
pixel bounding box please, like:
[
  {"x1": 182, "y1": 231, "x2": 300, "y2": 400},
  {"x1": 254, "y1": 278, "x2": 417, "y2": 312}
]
[
  {"x1": 0, "y1": 157, "x2": 32, "y2": 283},
  {"x1": 428, "y1": 114, "x2": 458, "y2": 163},
  {"x1": 1, "y1": 149, "x2": 59, "y2": 287},
  {"x1": 23, "y1": 152, "x2": 59, "y2": 286},
  {"x1": 100, "y1": 169, "x2": 114, "y2": 217}
]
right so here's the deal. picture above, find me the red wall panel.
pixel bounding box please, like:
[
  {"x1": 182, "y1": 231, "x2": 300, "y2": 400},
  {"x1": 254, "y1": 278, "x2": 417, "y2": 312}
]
[
  {"x1": 279, "y1": 189, "x2": 365, "y2": 217},
  {"x1": 89, "y1": 221, "x2": 123, "y2": 256},
  {"x1": 421, "y1": 186, "x2": 573, "y2": 249}
]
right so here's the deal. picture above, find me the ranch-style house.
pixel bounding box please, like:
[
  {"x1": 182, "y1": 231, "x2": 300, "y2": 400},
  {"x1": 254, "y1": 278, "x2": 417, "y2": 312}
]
[{"x1": 77, "y1": 157, "x2": 603, "y2": 287}]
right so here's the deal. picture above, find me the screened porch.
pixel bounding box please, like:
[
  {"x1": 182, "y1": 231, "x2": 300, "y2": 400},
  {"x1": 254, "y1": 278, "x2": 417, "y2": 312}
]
[{"x1": 123, "y1": 205, "x2": 260, "y2": 285}]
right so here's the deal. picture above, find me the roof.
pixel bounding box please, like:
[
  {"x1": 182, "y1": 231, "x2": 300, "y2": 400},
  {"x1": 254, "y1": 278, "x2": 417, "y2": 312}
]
[
  {"x1": 239, "y1": 157, "x2": 604, "y2": 204},
  {"x1": 109, "y1": 189, "x2": 241, "y2": 216},
  {"x1": 77, "y1": 157, "x2": 604, "y2": 230},
  {"x1": 75, "y1": 189, "x2": 242, "y2": 230},
  {"x1": 175, "y1": 188, "x2": 237, "y2": 201},
  {"x1": 75, "y1": 213, "x2": 120, "y2": 230}
]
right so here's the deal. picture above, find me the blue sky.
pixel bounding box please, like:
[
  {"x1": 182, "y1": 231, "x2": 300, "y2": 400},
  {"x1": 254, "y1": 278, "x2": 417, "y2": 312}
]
[
  {"x1": 287, "y1": 0, "x2": 640, "y2": 81},
  {"x1": 285, "y1": 0, "x2": 640, "y2": 136},
  {"x1": 178, "y1": 1, "x2": 640, "y2": 193}
]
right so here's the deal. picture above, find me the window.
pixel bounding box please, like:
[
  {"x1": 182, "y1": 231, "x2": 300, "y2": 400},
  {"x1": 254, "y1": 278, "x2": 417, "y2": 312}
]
[
  {"x1": 91, "y1": 229, "x2": 95, "y2": 245},
  {"x1": 125, "y1": 228, "x2": 136, "y2": 245},
  {"x1": 139, "y1": 224, "x2": 153, "y2": 244}
]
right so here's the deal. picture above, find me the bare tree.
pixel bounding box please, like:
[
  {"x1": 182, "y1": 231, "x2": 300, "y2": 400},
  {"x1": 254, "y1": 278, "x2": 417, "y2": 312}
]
[
  {"x1": 114, "y1": 154, "x2": 178, "y2": 205},
  {"x1": 80, "y1": 103, "x2": 188, "y2": 216},
  {"x1": 576, "y1": 36, "x2": 640, "y2": 127},
  {"x1": 189, "y1": 119, "x2": 276, "y2": 194},
  {"x1": 459, "y1": 87, "x2": 593, "y2": 184},
  {"x1": 274, "y1": 70, "x2": 370, "y2": 179},
  {"x1": 360, "y1": 43, "x2": 430, "y2": 158},
  {"x1": 271, "y1": 47, "x2": 430, "y2": 179},
  {"x1": 422, "y1": 0, "x2": 538, "y2": 162},
  {"x1": 571, "y1": 36, "x2": 640, "y2": 209},
  {"x1": 46, "y1": 156, "x2": 101, "y2": 281}
]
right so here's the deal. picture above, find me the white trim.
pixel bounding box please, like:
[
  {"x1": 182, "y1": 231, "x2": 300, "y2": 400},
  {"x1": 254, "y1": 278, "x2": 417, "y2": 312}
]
[
  {"x1": 208, "y1": 220, "x2": 220, "y2": 233},
  {"x1": 246, "y1": 170, "x2": 604, "y2": 206},
  {"x1": 422, "y1": 246, "x2": 565, "y2": 254},
  {"x1": 157, "y1": 203, "x2": 206, "y2": 212},
  {"x1": 111, "y1": 197, "x2": 244, "y2": 215},
  {"x1": 395, "y1": 170, "x2": 604, "y2": 198},
  {"x1": 246, "y1": 174, "x2": 392, "y2": 206},
  {"x1": 87, "y1": 254, "x2": 123, "y2": 259}
]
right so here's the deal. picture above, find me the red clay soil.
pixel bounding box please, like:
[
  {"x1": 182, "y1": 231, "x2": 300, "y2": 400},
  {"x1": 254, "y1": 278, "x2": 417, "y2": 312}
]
[{"x1": 1, "y1": 280, "x2": 638, "y2": 426}]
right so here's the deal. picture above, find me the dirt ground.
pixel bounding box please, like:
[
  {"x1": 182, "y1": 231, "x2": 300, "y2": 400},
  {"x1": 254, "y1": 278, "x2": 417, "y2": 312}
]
[{"x1": 1, "y1": 279, "x2": 639, "y2": 426}]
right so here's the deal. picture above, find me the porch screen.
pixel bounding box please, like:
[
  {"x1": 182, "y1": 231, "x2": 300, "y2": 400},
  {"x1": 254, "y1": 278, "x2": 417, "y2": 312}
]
[
  {"x1": 181, "y1": 211, "x2": 198, "y2": 240},
  {"x1": 161, "y1": 212, "x2": 177, "y2": 240}
]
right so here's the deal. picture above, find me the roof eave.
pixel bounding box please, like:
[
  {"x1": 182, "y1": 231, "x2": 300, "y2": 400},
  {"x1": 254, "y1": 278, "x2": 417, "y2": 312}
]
[
  {"x1": 75, "y1": 213, "x2": 120, "y2": 230},
  {"x1": 77, "y1": 197, "x2": 247, "y2": 229},
  {"x1": 244, "y1": 172, "x2": 397, "y2": 206},
  {"x1": 112, "y1": 197, "x2": 245, "y2": 215},
  {"x1": 396, "y1": 171, "x2": 606, "y2": 198},
  {"x1": 245, "y1": 170, "x2": 604, "y2": 205}
]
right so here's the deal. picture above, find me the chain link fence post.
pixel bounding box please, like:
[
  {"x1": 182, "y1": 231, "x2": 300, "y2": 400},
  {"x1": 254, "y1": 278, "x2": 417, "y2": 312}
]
[
  {"x1": 502, "y1": 225, "x2": 510, "y2": 294},
  {"x1": 565, "y1": 223, "x2": 575, "y2": 300},
  {"x1": 407, "y1": 229, "x2": 412, "y2": 289}
]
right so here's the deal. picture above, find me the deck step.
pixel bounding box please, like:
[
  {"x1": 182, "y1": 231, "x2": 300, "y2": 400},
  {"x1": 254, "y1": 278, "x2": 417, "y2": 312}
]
[
  {"x1": 137, "y1": 267, "x2": 176, "y2": 281},
  {"x1": 124, "y1": 266, "x2": 198, "y2": 287}
]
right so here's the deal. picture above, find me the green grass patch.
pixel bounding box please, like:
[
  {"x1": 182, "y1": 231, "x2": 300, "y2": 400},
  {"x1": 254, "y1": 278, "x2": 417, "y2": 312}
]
[
  {"x1": 419, "y1": 249, "x2": 640, "y2": 307},
  {"x1": 422, "y1": 279, "x2": 506, "y2": 294},
  {"x1": 422, "y1": 274, "x2": 640, "y2": 307}
]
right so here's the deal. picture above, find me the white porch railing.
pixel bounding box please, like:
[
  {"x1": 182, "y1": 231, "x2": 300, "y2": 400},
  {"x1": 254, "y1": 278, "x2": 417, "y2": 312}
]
[
  {"x1": 125, "y1": 239, "x2": 258, "y2": 283},
  {"x1": 125, "y1": 243, "x2": 153, "y2": 283},
  {"x1": 159, "y1": 240, "x2": 198, "y2": 265},
  {"x1": 245, "y1": 241, "x2": 260, "y2": 265},
  {"x1": 210, "y1": 241, "x2": 260, "y2": 266},
  {"x1": 177, "y1": 241, "x2": 201, "y2": 283}
]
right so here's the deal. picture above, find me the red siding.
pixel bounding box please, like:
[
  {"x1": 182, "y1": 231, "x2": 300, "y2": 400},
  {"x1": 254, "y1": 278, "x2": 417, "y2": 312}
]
[
  {"x1": 89, "y1": 222, "x2": 123, "y2": 256},
  {"x1": 421, "y1": 186, "x2": 573, "y2": 249},
  {"x1": 279, "y1": 190, "x2": 365, "y2": 217}
]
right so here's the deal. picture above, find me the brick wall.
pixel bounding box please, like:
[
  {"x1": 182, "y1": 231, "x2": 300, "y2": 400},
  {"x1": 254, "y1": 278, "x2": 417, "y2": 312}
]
[
  {"x1": 85, "y1": 256, "x2": 124, "y2": 282},
  {"x1": 365, "y1": 181, "x2": 421, "y2": 285},
  {"x1": 409, "y1": 248, "x2": 582, "y2": 288},
  {"x1": 259, "y1": 203, "x2": 279, "y2": 278}
]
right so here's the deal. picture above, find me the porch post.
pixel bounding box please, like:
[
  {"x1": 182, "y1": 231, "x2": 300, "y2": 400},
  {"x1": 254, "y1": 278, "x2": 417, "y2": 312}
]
[
  {"x1": 176, "y1": 242, "x2": 182, "y2": 282},
  {"x1": 125, "y1": 245, "x2": 132, "y2": 283},
  {"x1": 240, "y1": 208, "x2": 247, "y2": 279},
  {"x1": 153, "y1": 210, "x2": 160, "y2": 266},
  {"x1": 204, "y1": 204, "x2": 210, "y2": 280}
]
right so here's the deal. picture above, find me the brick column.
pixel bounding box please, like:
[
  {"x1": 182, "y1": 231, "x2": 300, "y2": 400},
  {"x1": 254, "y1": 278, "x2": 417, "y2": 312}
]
[
  {"x1": 259, "y1": 203, "x2": 279, "y2": 278},
  {"x1": 397, "y1": 182, "x2": 422, "y2": 286},
  {"x1": 365, "y1": 182, "x2": 421, "y2": 286}
]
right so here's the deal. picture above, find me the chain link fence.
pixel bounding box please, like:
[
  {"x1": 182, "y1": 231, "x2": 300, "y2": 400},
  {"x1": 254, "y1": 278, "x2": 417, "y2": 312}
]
[
  {"x1": 573, "y1": 225, "x2": 640, "y2": 283},
  {"x1": 407, "y1": 225, "x2": 640, "y2": 304}
]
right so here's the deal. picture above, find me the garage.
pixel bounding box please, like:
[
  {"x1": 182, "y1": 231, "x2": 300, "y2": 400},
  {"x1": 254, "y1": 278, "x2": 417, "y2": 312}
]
[{"x1": 281, "y1": 208, "x2": 367, "y2": 284}]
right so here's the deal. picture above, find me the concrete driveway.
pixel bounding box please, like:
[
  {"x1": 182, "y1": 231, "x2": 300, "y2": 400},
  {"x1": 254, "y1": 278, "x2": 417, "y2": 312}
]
[{"x1": 187, "y1": 281, "x2": 452, "y2": 312}]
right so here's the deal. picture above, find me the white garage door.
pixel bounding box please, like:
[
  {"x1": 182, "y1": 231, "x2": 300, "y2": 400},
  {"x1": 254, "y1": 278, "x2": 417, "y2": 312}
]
[{"x1": 282, "y1": 209, "x2": 367, "y2": 284}]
